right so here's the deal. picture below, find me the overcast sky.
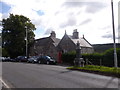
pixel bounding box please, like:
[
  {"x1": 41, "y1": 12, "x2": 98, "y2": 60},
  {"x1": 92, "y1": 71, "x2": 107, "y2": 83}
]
[{"x1": 0, "y1": 0, "x2": 119, "y2": 44}]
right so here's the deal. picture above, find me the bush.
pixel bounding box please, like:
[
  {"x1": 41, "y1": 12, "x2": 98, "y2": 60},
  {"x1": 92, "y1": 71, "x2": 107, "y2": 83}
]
[
  {"x1": 117, "y1": 48, "x2": 120, "y2": 67},
  {"x1": 61, "y1": 48, "x2": 120, "y2": 67},
  {"x1": 61, "y1": 51, "x2": 76, "y2": 65},
  {"x1": 102, "y1": 48, "x2": 120, "y2": 67},
  {"x1": 82, "y1": 53, "x2": 103, "y2": 65}
]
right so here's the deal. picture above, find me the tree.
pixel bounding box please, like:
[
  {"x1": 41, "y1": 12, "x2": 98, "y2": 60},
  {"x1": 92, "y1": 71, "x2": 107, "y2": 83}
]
[{"x1": 2, "y1": 14, "x2": 36, "y2": 58}]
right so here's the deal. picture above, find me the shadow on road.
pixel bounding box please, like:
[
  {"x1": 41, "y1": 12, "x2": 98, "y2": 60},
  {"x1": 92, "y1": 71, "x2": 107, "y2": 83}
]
[{"x1": 60, "y1": 70, "x2": 72, "y2": 74}]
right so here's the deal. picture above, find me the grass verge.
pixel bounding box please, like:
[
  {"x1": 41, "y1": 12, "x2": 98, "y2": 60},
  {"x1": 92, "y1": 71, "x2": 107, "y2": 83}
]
[{"x1": 67, "y1": 65, "x2": 120, "y2": 78}]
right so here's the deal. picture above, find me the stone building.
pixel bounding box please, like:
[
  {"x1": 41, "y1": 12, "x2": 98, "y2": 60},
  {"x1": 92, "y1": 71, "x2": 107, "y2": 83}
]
[
  {"x1": 30, "y1": 31, "x2": 60, "y2": 60},
  {"x1": 57, "y1": 29, "x2": 94, "y2": 54},
  {"x1": 30, "y1": 30, "x2": 94, "y2": 61}
]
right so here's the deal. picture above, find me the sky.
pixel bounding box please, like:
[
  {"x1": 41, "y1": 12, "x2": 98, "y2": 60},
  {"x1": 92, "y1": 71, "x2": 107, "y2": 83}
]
[{"x1": 0, "y1": 0, "x2": 120, "y2": 44}]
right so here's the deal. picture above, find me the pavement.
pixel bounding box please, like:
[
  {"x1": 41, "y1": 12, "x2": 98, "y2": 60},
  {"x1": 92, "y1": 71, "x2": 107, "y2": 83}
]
[{"x1": 2, "y1": 62, "x2": 120, "y2": 88}]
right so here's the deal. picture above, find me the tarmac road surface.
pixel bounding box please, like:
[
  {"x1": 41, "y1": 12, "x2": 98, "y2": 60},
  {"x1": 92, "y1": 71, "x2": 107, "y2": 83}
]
[{"x1": 2, "y1": 62, "x2": 120, "y2": 88}]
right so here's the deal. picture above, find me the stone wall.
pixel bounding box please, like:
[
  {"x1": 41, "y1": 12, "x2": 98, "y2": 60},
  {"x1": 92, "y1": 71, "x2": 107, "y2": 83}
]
[
  {"x1": 29, "y1": 39, "x2": 58, "y2": 61},
  {"x1": 81, "y1": 47, "x2": 94, "y2": 54},
  {"x1": 58, "y1": 35, "x2": 76, "y2": 53}
]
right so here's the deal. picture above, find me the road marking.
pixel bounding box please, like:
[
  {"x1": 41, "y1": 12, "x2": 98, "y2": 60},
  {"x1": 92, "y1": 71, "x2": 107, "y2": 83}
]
[{"x1": 0, "y1": 78, "x2": 10, "y2": 88}]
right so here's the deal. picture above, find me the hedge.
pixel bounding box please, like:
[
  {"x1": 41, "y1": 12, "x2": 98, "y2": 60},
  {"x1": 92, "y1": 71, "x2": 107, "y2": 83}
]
[
  {"x1": 102, "y1": 48, "x2": 120, "y2": 67},
  {"x1": 61, "y1": 51, "x2": 76, "y2": 65},
  {"x1": 61, "y1": 48, "x2": 120, "y2": 67}
]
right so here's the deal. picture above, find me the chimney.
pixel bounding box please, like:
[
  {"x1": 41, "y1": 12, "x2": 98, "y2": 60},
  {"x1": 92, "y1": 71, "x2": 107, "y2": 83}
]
[
  {"x1": 72, "y1": 29, "x2": 79, "y2": 39},
  {"x1": 50, "y1": 31, "x2": 56, "y2": 38}
]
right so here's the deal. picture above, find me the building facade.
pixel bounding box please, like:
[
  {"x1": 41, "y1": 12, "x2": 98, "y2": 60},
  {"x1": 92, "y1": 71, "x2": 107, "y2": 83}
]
[
  {"x1": 30, "y1": 30, "x2": 94, "y2": 61},
  {"x1": 57, "y1": 29, "x2": 94, "y2": 54},
  {"x1": 30, "y1": 31, "x2": 60, "y2": 60}
]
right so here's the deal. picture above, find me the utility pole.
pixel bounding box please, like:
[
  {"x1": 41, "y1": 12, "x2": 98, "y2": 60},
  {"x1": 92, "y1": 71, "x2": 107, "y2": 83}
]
[
  {"x1": 26, "y1": 26, "x2": 28, "y2": 58},
  {"x1": 111, "y1": 0, "x2": 118, "y2": 67}
]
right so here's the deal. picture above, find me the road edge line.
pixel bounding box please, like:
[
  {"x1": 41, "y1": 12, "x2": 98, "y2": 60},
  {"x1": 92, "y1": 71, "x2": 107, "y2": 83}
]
[{"x1": 0, "y1": 78, "x2": 10, "y2": 88}]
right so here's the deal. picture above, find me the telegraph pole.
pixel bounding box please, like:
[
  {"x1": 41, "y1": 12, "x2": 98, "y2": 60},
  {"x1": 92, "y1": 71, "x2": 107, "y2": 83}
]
[
  {"x1": 26, "y1": 26, "x2": 28, "y2": 58},
  {"x1": 111, "y1": 0, "x2": 118, "y2": 67}
]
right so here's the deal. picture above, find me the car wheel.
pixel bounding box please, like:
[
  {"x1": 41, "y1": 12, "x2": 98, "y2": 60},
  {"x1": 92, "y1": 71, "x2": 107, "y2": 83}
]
[
  {"x1": 32, "y1": 61, "x2": 34, "y2": 63},
  {"x1": 38, "y1": 60, "x2": 41, "y2": 64},
  {"x1": 47, "y1": 61, "x2": 49, "y2": 65}
]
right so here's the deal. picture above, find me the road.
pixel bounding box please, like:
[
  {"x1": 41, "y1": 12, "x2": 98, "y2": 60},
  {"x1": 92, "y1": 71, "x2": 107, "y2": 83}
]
[{"x1": 1, "y1": 62, "x2": 120, "y2": 88}]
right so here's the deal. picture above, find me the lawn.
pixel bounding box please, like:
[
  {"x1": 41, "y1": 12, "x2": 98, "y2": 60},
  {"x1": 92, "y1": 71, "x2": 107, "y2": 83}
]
[{"x1": 67, "y1": 65, "x2": 120, "y2": 78}]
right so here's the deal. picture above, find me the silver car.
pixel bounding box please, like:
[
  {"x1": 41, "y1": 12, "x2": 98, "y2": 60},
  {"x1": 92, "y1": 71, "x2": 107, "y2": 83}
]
[{"x1": 27, "y1": 56, "x2": 40, "y2": 63}]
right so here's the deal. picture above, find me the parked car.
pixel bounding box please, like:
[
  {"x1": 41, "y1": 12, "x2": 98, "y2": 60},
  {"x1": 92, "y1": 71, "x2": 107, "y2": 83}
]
[
  {"x1": 38, "y1": 56, "x2": 57, "y2": 65},
  {"x1": 11, "y1": 58, "x2": 17, "y2": 62},
  {"x1": 0, "y1": 57, "x2": 12, "y2": 62},
  {"x1": 0, "y1": 57, "x2": 5, "y2": 62},
  {"x1": 4, "y1": 57, "x2": 11, "y2": 62},
  {"x1": 15, "y1": 56, "x2": 28, "y2": 62},
  {"x1": 27, "y1": 56, "x2": 40, "y2": 63}
]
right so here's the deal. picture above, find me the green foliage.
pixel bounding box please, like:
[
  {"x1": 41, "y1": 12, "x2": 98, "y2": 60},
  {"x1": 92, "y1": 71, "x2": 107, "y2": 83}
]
[
  {"x1": 2, "y1": 48, "x2": 9, "y2": 57},
  {"x1": 102, "y1": 48, "x2": 120, "y2": 67},
  {"x1": 82, "y1": 53, "x2": 103, "y2": 65},
  {"x1": 82, "y1": 53, "x2": 102, "y2": 60},
  {"x1": 82, "y1": 48, "x2": 120, "y2": 67},
  {"x1": 61, "y1": 51, "x2": 76, "y2": 65},
  {"x1": 0, "y1": 48, "x2": 1, "y2": 56},
  {"x1": 117, "y1": 48, "x2": 120, "y2": 67},
  {"x1": 67, "y1": 65, "x2": 120, "y2": 77},
  {"x1": 2, "y1": 14, "x2": 36, "y2": 58},
  {"x1": 61, "y1": 48, "x2": 120, "y2": 67}
]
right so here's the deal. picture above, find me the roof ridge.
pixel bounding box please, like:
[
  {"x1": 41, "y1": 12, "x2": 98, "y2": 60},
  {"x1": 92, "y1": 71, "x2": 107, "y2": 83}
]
[{"x1": 82, "y1": 37, "x2": 92, "y2": 47}]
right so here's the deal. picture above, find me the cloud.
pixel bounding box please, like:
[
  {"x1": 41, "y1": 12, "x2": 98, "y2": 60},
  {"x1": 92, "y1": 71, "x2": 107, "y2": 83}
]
[
  {"x1": 2, "y1": 13, "x2": 9, "y2": 19},
  {"x1": 62, "y1": 2, "x2": 84, "y2": 8},
  {"x1": 116, "y1": 36, "x2": 120, "y2": 39},
  {"x1": 0, "y1": 13, "x2": 2, "y2": 21},
  {"x1": 99, "y1": 25, "x2": 111, "y2": 30},
  {"x1": 102, "y1": 33, "x2": 119, "y2": 40},
  {"x1": 85, "y1": 2, "x2": 107, "y2": 13},
  {"x1": 1, "y1": 0, "x2": 107, "y2": 31},
  {"x1": 63, "y1": 1, "x2": 107, "y2": 13},
  {"x1": 79, "y1": 19, "x2": 91, "y2": 25},
  {"x1": 60, "y1": 16, "x2": 77, "y2": 28},
  {"x1": 102, "y1": 34, "x2": 112, "y2": 39},
  {"x1": 44, "y1": 27, "x2": 53, "y2": 35},
  {"x1": 1, "y1": 0, "x2": 119, "y2": 44}
]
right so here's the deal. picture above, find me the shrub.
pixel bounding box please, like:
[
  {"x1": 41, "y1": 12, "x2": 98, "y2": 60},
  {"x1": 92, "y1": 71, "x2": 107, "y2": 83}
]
[
  {"x1": 61, "y1": 48, "x2": 120, "y2": 67},
  {"x1": 61, "y1": 51, "x2": 76, "y2": 65},
  {"x1": 102, "y1": 48, "x2": 120, "y2": 67},
  {"x1": 82, "y1": 53, "x2": 103, "y2": 65}
]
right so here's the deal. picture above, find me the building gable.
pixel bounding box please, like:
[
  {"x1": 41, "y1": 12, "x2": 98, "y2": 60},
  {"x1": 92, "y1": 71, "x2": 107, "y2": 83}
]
[
  {"x1": 57, "y1": 30, "x2": 94, "y2": 54},
  {"x1": 58, "y1": 34, "x2": 76, "y2": 52}
]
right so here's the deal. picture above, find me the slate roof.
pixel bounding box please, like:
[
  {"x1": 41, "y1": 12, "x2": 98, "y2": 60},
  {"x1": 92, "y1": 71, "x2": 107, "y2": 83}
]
[
  {"x1": 68, "y1": 35, "x2": 92, "y2": 48},
  {"x1": 34, "y1": 33, "x2": 92, "y2": 48},
  {"x1": 51, "y1": 38, "x2": 61, "y2": 47},
  {"x1": 35, "y1": 37, "x2": 50, "y2": 46},
  {"x1": 35, "y1": 37, "x2": 60, "y2": 47}
]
